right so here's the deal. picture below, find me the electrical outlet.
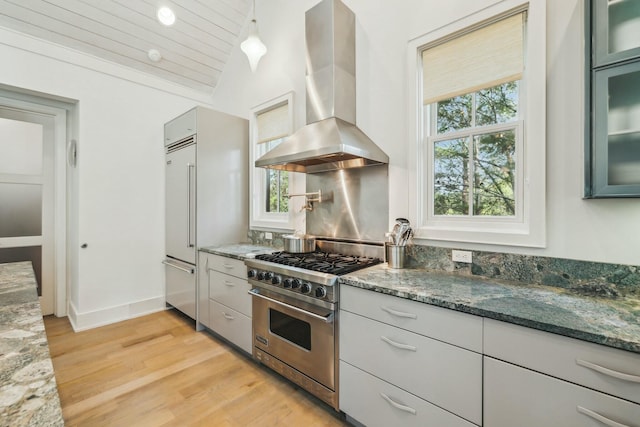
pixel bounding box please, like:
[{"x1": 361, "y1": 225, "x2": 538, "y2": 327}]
[
  {"x1": 265, "y1": 232, "x2": 273, "y2": 240},
  {"x1": 452, "y1": 250, "x2": 472, "y2": 263}
]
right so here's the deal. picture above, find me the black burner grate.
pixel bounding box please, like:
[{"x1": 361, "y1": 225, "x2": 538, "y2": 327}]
[{"x1": 255, "y1": 251, "x2": 382, "y2": 275}]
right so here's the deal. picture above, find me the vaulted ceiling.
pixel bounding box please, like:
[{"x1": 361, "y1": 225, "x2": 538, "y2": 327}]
[{"x1": 0, "y1": 0, "x2": 252, "y2": 93}]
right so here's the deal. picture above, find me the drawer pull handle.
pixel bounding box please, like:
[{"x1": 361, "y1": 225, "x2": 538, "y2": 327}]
[
  {"x1": 224, "y1": 281, "x2": 235, "y2": 287},
  {"x1": 380, "y1": 306, "x2": 417, "y2": 319},
  {"x1": 222, "y1": 312, "x2": 235, "y2": 320},
  {"x1": 577, "y1": 359, "x2": 640, "y2": 383},
  {"x1": 380, "y1": 393, "x2": 417, "y2": 415},
  {"x1": 222, "y1": 264, "x2": 234, "y2": 269},
  {"x1": 577, "y1": 406, "x2": 630, "y2": 427},
  {"x1": 162, "y1": 260, "x2": 195, "y2": 274},
  {"x1": 381, "y1": 336, "x2": 417, "y2": 352}
]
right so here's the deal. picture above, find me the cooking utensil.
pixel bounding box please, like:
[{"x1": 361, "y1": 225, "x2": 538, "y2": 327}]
[
  {"x1": 390, "y1": 224, "x2": 400, "y2": 245},
  {"x1": 396, "y1": 222, "x2": 409, "y2": 244},
  {"x1": 387, "y1": 218, "x2": 413, "y2": 247},
  {"x1": 399, "y1": 227, "x2": 413, "y2": 246},
  {"x1": 392, "y1": 218, "x2": 408, "y2": 244},
  {"x1": 283, "y1": 233, "x2": 316, "y2": 253}
]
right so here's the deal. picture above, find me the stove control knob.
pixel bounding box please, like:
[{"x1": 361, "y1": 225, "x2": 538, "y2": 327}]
[
  {"x1": 300, "y1": 283, "x2": 311, "y2": 294},
  {"x1": 283, "y1": 278, "x2": 292, "y2": 288},
  {"x1": 292, "y1": 279, "x2": 302, "y2": 289},
  {"x1": 271, "y1": 275, "x2": 281, "y2": 285},
  {"x1": 247, "y1": 269, "x2": 257, "y2": 279},
  {"x1": 264, "y1": 271, "x2": 273, "y2": 281},
  {"x1": 257, "y1": 271, "x2": 266, "y2": 280},
  {"x1": 315, "y1": 287, "x2": 327, "y2": 298}
]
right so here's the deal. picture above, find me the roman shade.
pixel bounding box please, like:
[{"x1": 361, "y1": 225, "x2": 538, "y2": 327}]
[
  {"x1": 423, "y1": 12, "x2": 525, "y2": 105},
  {"x1": 257, "y1": 103, "x2": 289, "y2": 144}
]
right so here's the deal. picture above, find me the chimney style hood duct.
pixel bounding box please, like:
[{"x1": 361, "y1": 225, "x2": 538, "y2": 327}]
[{"x1": 255, "y1": 0, "x2": 389, "y2": 174}]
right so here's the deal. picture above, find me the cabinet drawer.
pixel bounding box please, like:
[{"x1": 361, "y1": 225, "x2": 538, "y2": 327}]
[
  {"x1": 340, "y1": 285, "x2": 482, "y2": 352},
  {"x1": 208, "y1": 271, "x2": 251, "y2": 317},
  {"x1": 207, "y1": 255, "x2": 245, "y2": 279},
  {"x1": 484, "y1": 319, "x2": 640, "y2": 405},
  {"x1": 209, "y1": 300, "x2": 252, "y2": 354},
  {"x1": 484, "y1": 357, "x2": 640, "y2": 427},
  {"x1": 340, "y1": 310, "x2": 482, "y2": 424},
  {"x1": 340, "y1": 361, "x2": 476, "y2": 427}
]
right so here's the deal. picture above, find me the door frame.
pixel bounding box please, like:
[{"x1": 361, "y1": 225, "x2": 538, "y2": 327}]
[{"x1": 0, "y1": 95, "x2": 69, "y2": 316}]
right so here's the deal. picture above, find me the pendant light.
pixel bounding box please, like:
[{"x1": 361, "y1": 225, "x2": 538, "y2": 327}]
[{"x1": 241, "y1": 0, "x2": 267, "y2": 72}]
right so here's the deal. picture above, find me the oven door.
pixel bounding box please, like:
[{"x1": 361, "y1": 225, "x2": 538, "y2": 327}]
[{"x1": 249, "y1": 287, "x2": 335, "y2": 390}]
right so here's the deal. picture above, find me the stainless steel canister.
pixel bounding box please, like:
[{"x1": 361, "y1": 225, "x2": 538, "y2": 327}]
[{"x1": 385, "y1": 243, "x2": 405, "y2": 269}]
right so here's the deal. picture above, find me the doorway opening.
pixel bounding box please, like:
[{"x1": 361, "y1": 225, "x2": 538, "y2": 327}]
[{"x1": 0, "y1": 87, "x2": 76, "y2": 316}]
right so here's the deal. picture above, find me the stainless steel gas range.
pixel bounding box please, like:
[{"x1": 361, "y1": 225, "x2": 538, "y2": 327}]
[{"x1": 245, "y1": 240, "x2": 383, "y2": 410}]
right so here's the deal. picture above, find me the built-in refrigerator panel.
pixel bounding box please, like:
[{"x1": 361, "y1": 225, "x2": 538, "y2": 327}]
[
  {"x1": 163, "y1": 258, "x2": 196, "y2": 319},
  {"x1": 164, "y1": 107, "x2": 248, "y2": 326},
  {"x1": 165, "y1": 140, "x2": 196, "y2": 265}
]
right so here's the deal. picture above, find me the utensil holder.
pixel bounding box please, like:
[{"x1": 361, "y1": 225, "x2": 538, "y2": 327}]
[{"x1": 385, "y1": 244, "x2": 405, "y2": 269}]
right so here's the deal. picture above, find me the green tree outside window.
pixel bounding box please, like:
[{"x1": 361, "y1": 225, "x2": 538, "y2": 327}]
[{"x1": 432, "y1": 81, "x2": 518, "y2": 217}]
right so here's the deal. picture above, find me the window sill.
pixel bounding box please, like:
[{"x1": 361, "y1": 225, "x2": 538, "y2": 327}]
[
  {"x1": 414, "y1": 224, "x2": 545, "y2": 248},
  {"x1": 249, "y1": 218, "x2": 294, "y2": 233}
]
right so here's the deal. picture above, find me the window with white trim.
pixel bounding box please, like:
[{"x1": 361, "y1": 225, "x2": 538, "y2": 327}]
[
  {"x1": 426, "y1": 12, "x2": 523, "y2": 219},
  {"x1": 250, "y1": 93, "x2": 300, "y2": 230},
  {"x1": 258, "y1": 104, "x2": 289, "y2": 213},
  {"x1": 409, "y1": 1, "x2": 546, "y2": 247}
]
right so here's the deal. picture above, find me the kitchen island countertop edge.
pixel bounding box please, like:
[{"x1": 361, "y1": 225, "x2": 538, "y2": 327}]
[{"x1": 0, "y1": 261, "x2": 64, "y2": 426}]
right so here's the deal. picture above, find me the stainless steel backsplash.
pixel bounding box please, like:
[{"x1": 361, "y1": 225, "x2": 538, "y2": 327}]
[{"x1": 306, "y1": 165, "x2": 388, "y2": 243}]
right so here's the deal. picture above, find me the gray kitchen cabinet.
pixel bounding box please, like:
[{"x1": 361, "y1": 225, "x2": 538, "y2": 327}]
[
  {"x1": 484, "y1": 358, "x2": 640, "y2": 427},
  {"x1": 198, "y1": 252, "x2": 252, "y2": 354},
  {"x1": 585, "y1": 0, "x2": 640, "y2": 197},
  {"x1": 484, "y1": 319, "x2": 640, "y2": 426},
  {"x1": 338, "y1": 285, "x2": 640, "y2": 427},
  {"x1": 339, "y1": 286, "x2": 483, "y2": 426},
  {"x1": 484, "y1": 318, "x2": 640, "y2": 406},
  {"x1": 592, "y1": 0, "x2": 640, "y2": 67},
  {"x1": 340, "y1": 362, "x2": 475, "y2": 427}
]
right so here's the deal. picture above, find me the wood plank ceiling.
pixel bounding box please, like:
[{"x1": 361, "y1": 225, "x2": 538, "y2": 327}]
[{"x1": 0, "y1": 0, "x2": 252, "y2": 93}]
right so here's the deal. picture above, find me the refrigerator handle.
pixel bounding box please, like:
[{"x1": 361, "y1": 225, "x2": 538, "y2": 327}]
[
  {"x1": 162, "y1": 260, "x2": 195, "y2": 274},
  {"x1": 187, "y1": 163, "x2": 195, "y2": 248}
]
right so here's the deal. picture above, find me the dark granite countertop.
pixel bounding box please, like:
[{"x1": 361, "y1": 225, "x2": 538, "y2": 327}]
[
  {"x1": 199, "y1": 243, "x2": 278, "y2": 261},
  {"x1": 340, "y1": 264, "x2": 640, "y2": 354},
  {"x1": 0, "y1": 262, "x2": 64, "y2": 426}
]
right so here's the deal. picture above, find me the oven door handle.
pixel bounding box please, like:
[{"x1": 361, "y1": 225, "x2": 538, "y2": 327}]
[{"x1": 248, "y1": 289, "x2": 334, "y2": 323}]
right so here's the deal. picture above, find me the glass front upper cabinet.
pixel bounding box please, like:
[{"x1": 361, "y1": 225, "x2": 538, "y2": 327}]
[
  {"x1": 593, "y1": 0, "x2": 640, "y2": 67},
  {"x1": 586, "y1": 0, "x2": 640, "y2": 197}
]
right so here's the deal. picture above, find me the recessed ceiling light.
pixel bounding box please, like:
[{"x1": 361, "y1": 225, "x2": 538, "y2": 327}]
[{"x1": 157, "y1": 7, "x2": 176, "y2": 26}]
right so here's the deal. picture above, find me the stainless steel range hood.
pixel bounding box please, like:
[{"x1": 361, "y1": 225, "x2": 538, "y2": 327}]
[{"x1": 255, "y1": 0, "x2": 389, "y2": 174}]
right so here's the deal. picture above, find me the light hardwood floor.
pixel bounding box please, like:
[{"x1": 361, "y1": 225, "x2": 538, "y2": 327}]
[{"x1": 44, "y1": 310, "x2": 350, "y2": 427}]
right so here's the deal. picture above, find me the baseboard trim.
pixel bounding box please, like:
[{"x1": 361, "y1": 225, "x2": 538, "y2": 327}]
[{"x1": 67, "y1": 297, "x2": 167, "y2": 331}]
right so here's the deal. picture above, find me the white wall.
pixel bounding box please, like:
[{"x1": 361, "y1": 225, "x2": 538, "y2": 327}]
[
  {"x1": 0, "y1": 28, "x2": 211, "y2": 329},
  {"x1": 211, "y1": 0, "x2": 640, "y2": 266}
]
